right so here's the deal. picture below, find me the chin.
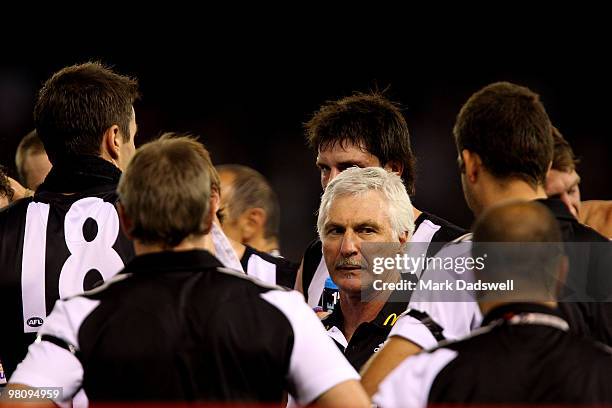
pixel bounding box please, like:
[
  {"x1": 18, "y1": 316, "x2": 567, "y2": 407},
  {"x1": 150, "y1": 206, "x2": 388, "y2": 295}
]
[{"x1": 333, "y1": 271, "x2": 363, "y2": 293}]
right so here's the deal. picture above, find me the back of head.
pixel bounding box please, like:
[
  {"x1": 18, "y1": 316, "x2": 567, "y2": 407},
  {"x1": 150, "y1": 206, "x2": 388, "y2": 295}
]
[
  {"x1": 317, "y1": 166, "x2": 415, "y2": 240},
  {"x1": 117, "y1": 134, "x2": 212, "y2": 248},
  {"x1": 472, "y1": 200, "x2": 564, "y2": 302},
  {"x1": 34, "y1": 62, "x2": 139, "y2": 163},
  {"x1": 306, "y1": 92, "x2": 417, "y2": 195},
  {"x1": 454, "y1": 82, "x2": 553, "y2": 187},
  {"x1": 216, "y1": 164, "x2": 280, "y2": 239},
  {"x1": 15, "y1": 129, "x2": 48, "y2": 190}
]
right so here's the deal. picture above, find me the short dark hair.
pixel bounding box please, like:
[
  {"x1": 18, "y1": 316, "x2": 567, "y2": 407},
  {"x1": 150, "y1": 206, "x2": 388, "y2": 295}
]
[
  {"x1": 472, "y1": 200, "x2": 565, "y2": 301},
  {"x1": 34, "y1": 62, "x2": 139, "y2": 163},
  {"x1": 0, "y1": 165, "x2": 14, "y2": 203},
  {"x1": 453, "y1": 82, "x2": 553, "y2": 187},
  {"x1": 216, "y1": 164, "x2": 280, "y2": 239},
  {"x1": 305, "y1": 92, "x2": 417, "y2": 195},
  {"x1": 117, "y1": 135, "x2": 212, "y2": 248},
  {"x1": 551, "y1": 127, "x2": 579, "y2": 172},
  {"x1": 15, "y1": 130, "x2": 46, "y2": 184}
]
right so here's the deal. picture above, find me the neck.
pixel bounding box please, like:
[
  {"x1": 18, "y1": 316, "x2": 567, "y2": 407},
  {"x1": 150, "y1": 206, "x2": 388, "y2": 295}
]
[
  {"x1": 202, "y1": 222, "x2": 246, "y2": 259},
  {"x1": 99, "y1": 150, "x2": 121, "y2": 170},
  {"x1": 413, "y1": 207, "x2": 422, "y2": 220},
  {"x1": 229, "y1": 237, "x2": 246, "y2": 259},
  {"x1": 479, "y1": 300, "x2": 557, "y2": 317},
  {"x1": 134, "y1": 235, "x2": 207, "y2": 256},
  {"x1": 247, "y1": 235, "x2": 279, "y2": 254},
  {"x1": 476, "y1": 178, "x2": 547, "y2": 217},
  {"x1": 339, "y1": 289, "x2": 389, "y2": 342}
]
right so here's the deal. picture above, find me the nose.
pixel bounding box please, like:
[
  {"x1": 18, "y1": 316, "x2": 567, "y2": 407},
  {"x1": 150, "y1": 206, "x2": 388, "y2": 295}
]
[
  {"x1": 328, "y1": 168, "x2": 342, "y2": 183},
  {"x1": 322, "y1": 167, "x2": 342, "y2": 189},
  {"x1": 340, "y1": 230, "x2": 359, "y2": 258}
]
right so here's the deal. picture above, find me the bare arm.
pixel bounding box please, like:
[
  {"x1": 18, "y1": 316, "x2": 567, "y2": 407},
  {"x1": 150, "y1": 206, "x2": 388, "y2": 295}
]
[
  {"x1": 580, "y1": 200, "x2": 612, "y2": 238},
  {"x1": 8, "y1": 177, "x2": 34, "y2": 201},
  {"x1": 311, "y1": 379, "x2": 370, "y2": 408},
  {"x1": 360, "y1": 336, "x2": 422, "y2": 397}
]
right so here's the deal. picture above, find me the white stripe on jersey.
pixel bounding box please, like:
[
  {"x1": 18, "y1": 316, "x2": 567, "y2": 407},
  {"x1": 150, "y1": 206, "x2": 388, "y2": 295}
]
[
  {"x1": 307, "y1": 257, "x2": 328, "y2": 308},
  {"x1": 21, "y1": 202, "x2": 50, "y2": 333},
  {"x1": 246, "y1": 254, "x2": 276, "y2": 285}
]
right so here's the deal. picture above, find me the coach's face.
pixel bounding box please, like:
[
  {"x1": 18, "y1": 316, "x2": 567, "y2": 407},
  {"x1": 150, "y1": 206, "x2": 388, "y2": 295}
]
[
  {"x1": 321, "y1": 191, "x2": 404, "y2": 295},
  {"x1": 316, "y1": 142, "x2": 382, "y2": 189}
]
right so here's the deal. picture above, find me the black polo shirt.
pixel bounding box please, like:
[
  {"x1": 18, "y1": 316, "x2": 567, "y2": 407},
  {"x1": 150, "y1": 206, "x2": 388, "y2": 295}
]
[
  {"x1": 10, "y1": 250, "x2": 358, "y2": 405},
  {"x1": 322, "y1": 299, "x2": 409, "y2": 370},
  {"x1": 374, "y1": 303, "x2": 612, "y2": 407},
  {"x1": 539, "y1": 197, "x2": 612, "y2": 346}
]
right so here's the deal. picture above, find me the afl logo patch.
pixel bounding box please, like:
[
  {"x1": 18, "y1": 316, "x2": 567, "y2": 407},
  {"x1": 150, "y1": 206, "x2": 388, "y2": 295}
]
[{"x1": 27, "y1": 317, "x2": 44, "y2": 328}]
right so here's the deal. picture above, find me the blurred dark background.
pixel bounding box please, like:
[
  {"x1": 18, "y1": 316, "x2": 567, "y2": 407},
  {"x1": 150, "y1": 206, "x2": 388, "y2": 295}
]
[{"x1": 1, "y1": 30, "x2": 610, "y2": 261}]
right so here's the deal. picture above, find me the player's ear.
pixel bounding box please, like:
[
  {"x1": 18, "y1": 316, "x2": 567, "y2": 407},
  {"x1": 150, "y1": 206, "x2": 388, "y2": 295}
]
[
  {"x1": 102, "y1": 125, "x2": 121, "y2": 162},
  {"x1": 462, "y1": 150, "x2": 481, "y2": 183},
  {"x1": 240, "y1": 208, "x2": 266, "y2": 240},
  {"x1": 117, "y1": 202, "x2": 134, "y2": 240}
]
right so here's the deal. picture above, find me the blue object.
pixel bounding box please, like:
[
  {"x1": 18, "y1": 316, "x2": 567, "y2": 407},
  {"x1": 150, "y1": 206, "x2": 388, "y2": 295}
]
[{"x1": 324, "y1": 276, "x2": 338, "y2": 289}]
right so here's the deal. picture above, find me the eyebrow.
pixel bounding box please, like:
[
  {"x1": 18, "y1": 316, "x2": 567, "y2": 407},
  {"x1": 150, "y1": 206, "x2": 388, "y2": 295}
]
[
  {"x1": 354, "y1": 221, "x2": 382, "y2": 229},
  {"x1": 324, "y1": 222, "x2": 345, "y2": 231},
  {"x1": 317, "y1": 160, "x2": 367, "y2": 168},
  {"x1": 324, "y1": 220, "x2": 382, "y2": 230}
]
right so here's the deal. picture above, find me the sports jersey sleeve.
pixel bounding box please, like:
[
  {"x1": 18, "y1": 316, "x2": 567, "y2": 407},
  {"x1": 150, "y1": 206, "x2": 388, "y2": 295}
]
[
  {"x1": 10, "y1": 297, "x2": 100, "y2": 405},
  {"x1": 390, "y1": 240, "x2": 482, "y2": 348},
  {"x1": 373, "y1": 348, "x2": 457, "y2": 408},
  {"x1": 390, "y1": 300, "x2": 482, "y2": 348},
  {"x1": 260, "y1": 290, "x2": 359, "y2": 406}
]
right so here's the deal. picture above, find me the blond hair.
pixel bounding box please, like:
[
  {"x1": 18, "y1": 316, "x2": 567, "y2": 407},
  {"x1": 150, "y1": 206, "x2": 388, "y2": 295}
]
[{"x1": 117, "y1": 134, "x2": 213, "y2": 247}]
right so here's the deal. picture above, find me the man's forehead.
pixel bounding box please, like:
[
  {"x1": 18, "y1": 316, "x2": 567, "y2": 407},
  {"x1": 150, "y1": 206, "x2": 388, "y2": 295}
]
[
  {"x1": 317, "y1": 141, "x2": 378, "y2": 163},
  {"x1": 326, "y1": 193, "x2": 387, "y2": 220},
  {"x1": 319, "y1": 138, "x2": 370, "y2": 153}
]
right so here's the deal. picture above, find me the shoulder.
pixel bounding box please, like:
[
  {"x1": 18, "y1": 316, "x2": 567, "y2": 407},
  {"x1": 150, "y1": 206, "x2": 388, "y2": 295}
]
[
  {"x1": 580, "y1": 200, "x2": 612, "y2": 238},
  {"x1": 303, "y1": 238, "x2": 323, "y2": 257},
  {"x1": 417, "y1": 211, "x2": 468, "y2": 242},
  {"x1": 242, "y1": 245, "x2": 298, "y2": 270},
  {"x1": 0, "y1": 196, "x2": 32, "y2": 222}
]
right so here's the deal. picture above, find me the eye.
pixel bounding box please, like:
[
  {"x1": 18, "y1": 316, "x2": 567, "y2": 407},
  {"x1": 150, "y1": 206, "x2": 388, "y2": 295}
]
[
  {"x1": 339, "y1": 163, "x2": 362, "y2": 172},
  {"x1": 325, "y1": 227, "x2": 344, "y2": 236},
  {"x1": 358, "y1": 227, "x2": 377, "y2": 234}
]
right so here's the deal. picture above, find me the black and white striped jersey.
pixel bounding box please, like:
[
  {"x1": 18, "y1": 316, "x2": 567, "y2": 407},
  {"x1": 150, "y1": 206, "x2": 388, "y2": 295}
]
[
  {"x1": 241, "y1": 245, "x2": 298, "y2": 288},
  {"x1": 10, "y1": 250, "x2": 358, "y2": 405},
  {"x1": 374, "y1": 303, "x2": 612, "y2": 407},
  {"x1": 301, "y1": 211, "x2": 467, "y2": 308},
  {"x1": 0, "y1": 174, "x2": 133, "y2": 377}
]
